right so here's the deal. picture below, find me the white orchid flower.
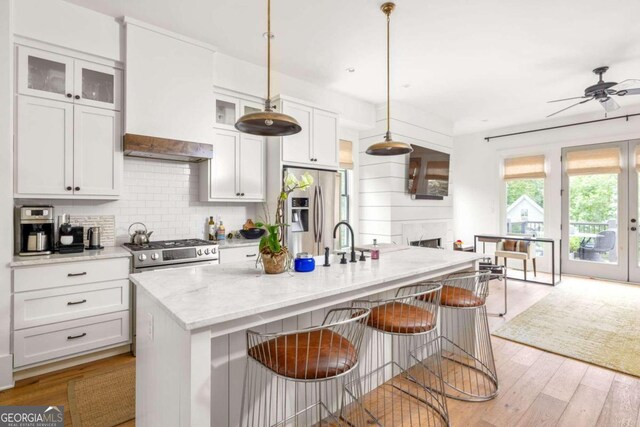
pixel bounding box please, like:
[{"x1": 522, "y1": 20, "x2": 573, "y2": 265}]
[{"x1": 284, "y1": 172, "x2": 299, "y2": 192}]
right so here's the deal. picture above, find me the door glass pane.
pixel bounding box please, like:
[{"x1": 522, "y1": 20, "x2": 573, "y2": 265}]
[
  {"x1": 82, "y1": 68, "x2": 114, "y2": 104},
  {"x1": 568, "y1": 173, "x2": 618, "y2": 264},
  {"x1": 243, "y1": 105, "x2": 261, "y2": 115},
  {"x1": 216, "y1": 100, "x2": 236, "y2": 126},
  {"x1": 28, "y1": 56, "x2": 66, "y2": 95}
]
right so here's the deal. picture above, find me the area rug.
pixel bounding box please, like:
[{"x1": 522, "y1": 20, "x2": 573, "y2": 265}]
[
  {"x1": 493, "y1": 279, "x2": 640, "y2": 377},
  {"x1": 68, "y1": 362, "x2": 135, "y2": 427}
]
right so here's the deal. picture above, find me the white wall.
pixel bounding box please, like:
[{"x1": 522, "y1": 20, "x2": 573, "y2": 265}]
[
  {"x1": 359, "y1": 102, "x2": 455, "y2": 246},
  {"x1": 453, "y1": 106, "x2": 640, "y2": 270},
  {"x1": 0, "y1": 0, "x2": 13, "y2": 390}
]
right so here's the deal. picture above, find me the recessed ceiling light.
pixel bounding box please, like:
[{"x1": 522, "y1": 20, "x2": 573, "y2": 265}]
[
  {"x1": 481, "y1": 119, "x2": 489, "y2": 122},
  {"x1": 401, "y1": 83, "x2": 411, "y2": 88},
  {"x1": 346, "y1": 67, "x2": 356, "y2": 73},
  {"x1": 262, "y1": 32, "x2": 275, "y2": 39}
]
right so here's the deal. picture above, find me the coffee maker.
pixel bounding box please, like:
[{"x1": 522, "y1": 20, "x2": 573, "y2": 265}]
[{"x1": 15, "y1": 206, "x2": 55, "y2": 256}]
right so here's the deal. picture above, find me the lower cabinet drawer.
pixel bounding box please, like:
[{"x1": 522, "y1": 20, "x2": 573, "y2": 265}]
[
  {"x1": 14, "y1": 280, "x2": 130, "y2": 330},
  {"x1": 13, "y1": 311, "x2": 130, "y2": 368},
  {"x1": 219, "y1": 245, "x2": 260, "y2": 264},
  {"x1": 13, "y1": 257, "x2": 130, "y2": 292}
]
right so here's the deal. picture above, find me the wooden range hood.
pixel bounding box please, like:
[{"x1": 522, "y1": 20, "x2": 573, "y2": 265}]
[{"x1": 123, "y1": 133, "x2": 213, "y2": 163}]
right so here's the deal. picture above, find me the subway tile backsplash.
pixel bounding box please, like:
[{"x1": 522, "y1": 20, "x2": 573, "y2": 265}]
[{"x1": 19, "y1": 157, "x2": 257, "y2": 244}]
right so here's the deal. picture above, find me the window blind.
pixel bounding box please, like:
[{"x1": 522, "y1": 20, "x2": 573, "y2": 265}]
[
  {"x1": 566, "y1": 147, "x2": 621, "y2": 175},
  {"x1": 339, "y1": 140, "x2": 353, "y2": 169},
  {"x1": 503, "y1": 155, "x2": 546, "y2": 180}
]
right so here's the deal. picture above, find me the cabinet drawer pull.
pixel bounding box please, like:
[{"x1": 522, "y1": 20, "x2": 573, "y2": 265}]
[
  {"x1": 67, "y1": 272, "x2": 87, "y2": 277},
  {"x1": 67, "y1": 332, "x2": 86, "y2": 340},
  {"x1": 246, "y1": 254, "x2": 257, "y2": 258},
  {"x1": 67, "y1": 299, "x2": 87, "y2": 306}
]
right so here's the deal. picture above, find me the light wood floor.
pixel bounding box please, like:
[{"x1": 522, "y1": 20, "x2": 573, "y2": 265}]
[{"x1": 1, "y1": 276, "x2": 638, "y2": 427}]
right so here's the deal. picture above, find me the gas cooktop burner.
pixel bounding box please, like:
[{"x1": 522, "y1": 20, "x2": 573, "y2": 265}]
[{"x1": 124, "y1": 239, "x2": 213, "y2": 251}]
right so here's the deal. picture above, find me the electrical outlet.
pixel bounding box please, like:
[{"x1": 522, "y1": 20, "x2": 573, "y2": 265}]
[{"x1": 147, "y1": 312, "x2": 154, "y2": 341}]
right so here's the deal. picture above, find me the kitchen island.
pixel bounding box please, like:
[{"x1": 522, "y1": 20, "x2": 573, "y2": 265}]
[{"x1": 131, "y1": 246, "x2": 482, "y2": 427}]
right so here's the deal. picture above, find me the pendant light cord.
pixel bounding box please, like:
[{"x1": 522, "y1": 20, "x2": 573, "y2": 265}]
[
  {"x1": 267, "y1": 0, "x2": 271, "y2": 104},
  {"x1": 386, "y1": 10, "x2": 390, "y2": 136}
]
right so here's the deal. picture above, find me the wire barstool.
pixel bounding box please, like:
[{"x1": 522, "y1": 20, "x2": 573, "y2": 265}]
[
  {"x1": 240, "y1": 307, "x2": 370, "y2": 427},
  {"x1": 346, "y1": 283, "x2": 450, "y2": 426},
  {"x1": 430, "y1": 270, "x2": 498, "y2": 401}
]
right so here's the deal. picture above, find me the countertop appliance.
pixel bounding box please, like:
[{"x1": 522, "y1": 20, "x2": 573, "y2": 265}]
[
  {"x1": 284, "y1": 167, "x2": 340, "y2": 257},
  {"x1": 15, "y1": 206, "x2": 54, "y2": 256},
  {"x1": 87, "y1": 227, "x2": 104, "y2": 249},
  {"x1": 124, "y1": 238, "x2": 219, "y2": 272},
  {"x1": 58, "y1": 226, "x2": 85, "y2": 254}
]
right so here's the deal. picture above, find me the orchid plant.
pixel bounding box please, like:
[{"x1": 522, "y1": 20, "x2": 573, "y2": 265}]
[{"x1": 256, "y1": 172, "x2": 314, "y2": 255}]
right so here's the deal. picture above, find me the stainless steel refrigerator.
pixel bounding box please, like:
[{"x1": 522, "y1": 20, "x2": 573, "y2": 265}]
[{"x1": 284, "y1": 167, "x2": 340, "y2": 257}]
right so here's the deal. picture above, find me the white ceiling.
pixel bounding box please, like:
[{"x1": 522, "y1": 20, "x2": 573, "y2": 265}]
[{"x1": 64, "y1": 0, "x2": 640, "y2": 134}]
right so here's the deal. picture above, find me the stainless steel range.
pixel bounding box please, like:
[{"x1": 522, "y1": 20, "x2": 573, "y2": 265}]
[{"x1": 124, "y1": 239, "x2": 219, "y2": 272}]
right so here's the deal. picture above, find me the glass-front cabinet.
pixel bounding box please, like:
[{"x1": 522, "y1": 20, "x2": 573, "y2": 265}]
[
  {"x1": 18, "y1": 46, "x2": 122, "y2": 111},
  {"x1": 214, "y1": 93, "x2": 264, "y2": 130}
]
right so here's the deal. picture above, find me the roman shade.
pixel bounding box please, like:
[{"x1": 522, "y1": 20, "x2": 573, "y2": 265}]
[
  {"x1": 339, "y1": 140, "x2": 354, "y2": 169},
  {"x1": 503, "y1": 155, "x2": 546, "y2": 180},
  {"x1": 566, "y1": 147, "x2": 621, "y2": 176}
]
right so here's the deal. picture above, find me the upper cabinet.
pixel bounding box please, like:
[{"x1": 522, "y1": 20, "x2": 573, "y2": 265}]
[
  {"x1": 200, "y1": 91, "x2": 266, "y2": 203},
  {"x1": 14, "y1": 45, "x2": 123, "y2": 199},
  {"x1": 276, "y1": 97, "x2": 339, "y2": 170},
  {"x1": 18, "y1": 46, "x2": 122, "y2": 111}
]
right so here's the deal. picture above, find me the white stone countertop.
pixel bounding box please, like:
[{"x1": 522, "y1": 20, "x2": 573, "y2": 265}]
[
  {"x1": 130, "y1": 247, "x2": 482, "y2": 331},
  {"x1": 216, "y1": 238, "x2": 261, "y2": 249},
  {"x1": 10, "y1": 246, "x2": 131, "y2": 267}
]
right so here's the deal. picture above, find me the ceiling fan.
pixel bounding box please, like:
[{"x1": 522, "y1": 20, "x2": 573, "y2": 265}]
[{"x1": 547, "y1": 67, "x2": 640, "y2": 117}]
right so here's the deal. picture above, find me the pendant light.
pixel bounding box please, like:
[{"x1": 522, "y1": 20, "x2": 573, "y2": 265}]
[
  {"x1": 235, "y1": 0, "x2": 301, "y2": 136},
  {"x1": 366, "y1": 2, "x2": 413, "y2": 156}
]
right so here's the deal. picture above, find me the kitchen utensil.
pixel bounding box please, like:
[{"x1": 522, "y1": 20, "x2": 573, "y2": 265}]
[
  {"x1": 87, "y1": 227, "x2": 103, "y2": 249},
  {"x1": 128, "y1": 222, "x2": 153, "y2": 245},
  {"x1": 294, "y1": 252, "x2": 315, "y2": 272},
  {"x1": 239, "y1": 228, "x2": 266, "y2": 240}
]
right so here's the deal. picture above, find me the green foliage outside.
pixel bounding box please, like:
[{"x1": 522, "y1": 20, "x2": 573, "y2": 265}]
[{"x1": 506, "y1": 179, "x2": 544, "y2": 207}]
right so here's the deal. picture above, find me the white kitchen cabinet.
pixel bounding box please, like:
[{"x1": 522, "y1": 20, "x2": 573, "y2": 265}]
[
  {"x1": 14, "y1": 96, "x2": 122, "y2": 199},
  {"x1": 18, "y1": 46, "x2": 122, "y2": 111},
  {"x1": 15, "y1": 96, "x2": 74, "y2": 196},
  {"x1": 214, "y1": 93, "x2": 240, "y2": 130},
  {"x1": 73, "y1": 105, "x2": 122, "y2": 197},
  {"x1": 219, "y1": 245, "x2": 260, "y2": 264},
  {"x1": 200, "y1": 130, "x2": 265, "y2": 202},
  {"x1": 312, "y1": 109, "x2": 339, "y2": 167},
  {"x1": 276, "y1": 97, "x2": 339, "y2": 169}
]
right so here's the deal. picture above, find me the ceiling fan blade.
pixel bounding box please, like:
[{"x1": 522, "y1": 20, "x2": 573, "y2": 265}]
[
  {"x1": 600, "y1": 97, "x2": 620, "y2": 112},
  {"x1": 547, "y1": 95, "x2": 590, "y2": 103},
  {"x1": 547, "y1": 97, "x2": 594, "y2": 118},
  {"x1": 610, "y1": 79, "x2": 640, "y2": 96}
]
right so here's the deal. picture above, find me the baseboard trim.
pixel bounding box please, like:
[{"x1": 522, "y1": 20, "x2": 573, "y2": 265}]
[{"x1": 0, "y1": 354, "x2": 15, "y2": 390}]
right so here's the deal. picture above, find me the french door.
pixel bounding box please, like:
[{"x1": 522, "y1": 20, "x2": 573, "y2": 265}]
[{"x1": 562, "y1": 140, "x2": 640, "y2": 282}]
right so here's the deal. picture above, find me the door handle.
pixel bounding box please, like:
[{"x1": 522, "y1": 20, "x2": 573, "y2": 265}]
[
  {"x1": 632, "y1": 218, "x2": 637, "y2": 223},
  {"x1": 632, "y1": 227, "x2": 637, "y2": 231},
  {"x1": 67, "y1": 272, "x2": 87, "y2": 277},
  {"x1": 318, "y1": 186, "x2": 325, "y2": 243},
  {"x1": 312, "y1": 186, "x2": 318, "y2": 243},
  {"x1": 67, "y1": 299, "x2": 87, "y2": 305}
]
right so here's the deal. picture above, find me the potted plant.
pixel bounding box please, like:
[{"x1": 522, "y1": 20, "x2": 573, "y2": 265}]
[{"x1": 256, "y1": 172, "x2": 313, "y2": 274}]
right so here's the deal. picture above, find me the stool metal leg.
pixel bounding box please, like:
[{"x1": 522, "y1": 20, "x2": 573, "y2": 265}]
[{"x1": 439, "y1": 271, "x2": 498, "y2": 401}]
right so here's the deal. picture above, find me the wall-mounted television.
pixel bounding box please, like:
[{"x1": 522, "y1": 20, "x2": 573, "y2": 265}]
[{"x1": 407, "y1": 144, "x2": 450, "y2": 200}]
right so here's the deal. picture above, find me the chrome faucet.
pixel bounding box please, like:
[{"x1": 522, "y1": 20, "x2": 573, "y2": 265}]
[{"x1": 333, "y1": 221, "x2": 357, "y2": 263}]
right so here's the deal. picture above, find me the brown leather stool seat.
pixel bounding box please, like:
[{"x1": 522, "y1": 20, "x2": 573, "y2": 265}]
[
  {"x1": 367, "y1": 302, "x2": 435, "y2": 334},
  {"x1": 248, "y1": 330, "x2": 358, "y2": 380},
  {"x1": 438, "y1": 285, "x2": 484, "y2": 308}
]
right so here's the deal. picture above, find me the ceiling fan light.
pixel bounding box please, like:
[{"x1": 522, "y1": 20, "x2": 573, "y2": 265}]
[{"x1": 617, "y1": 90, "x2": 628, "y2": 96}]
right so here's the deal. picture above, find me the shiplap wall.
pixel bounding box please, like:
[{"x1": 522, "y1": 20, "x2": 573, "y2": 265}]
[
  {"x1": 358, "y1": 103, "x2": 455, "y2": 246},
  {"x1": 18, "y1": 157, "x2": 257, "y2": 244}
]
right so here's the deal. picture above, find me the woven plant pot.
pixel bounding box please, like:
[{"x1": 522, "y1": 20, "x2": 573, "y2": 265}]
[{"x1": 261, "y1": 247, "x2": 289, "y2": 274}]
